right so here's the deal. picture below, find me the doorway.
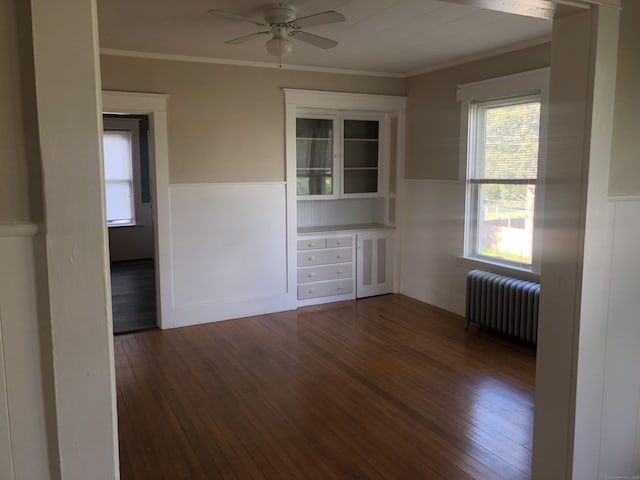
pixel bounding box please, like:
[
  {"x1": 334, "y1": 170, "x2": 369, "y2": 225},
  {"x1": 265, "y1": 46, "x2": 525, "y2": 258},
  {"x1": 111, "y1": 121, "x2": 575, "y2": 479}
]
[{"x1": 103, "y1": 114, "x2": 157, "y2": 333}]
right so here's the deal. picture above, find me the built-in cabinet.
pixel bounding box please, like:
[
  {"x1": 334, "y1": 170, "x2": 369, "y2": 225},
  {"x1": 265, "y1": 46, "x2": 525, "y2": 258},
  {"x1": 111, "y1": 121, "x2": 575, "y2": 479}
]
[
  {"x1": 297, "y1": 228, "x2": 394, "y2": 305},
  {"x1": 356, "y1": 231, "x2": 394, "y2": 298},
  {"x1": 285, "y1": 89, "x2": 406, "y2": 306},
  {"x1": 296, "y1": 114, "x2": 385, "y2": 199},
  {"x1": 297, "y1": 234, "x2": 354, "y2": 304}
]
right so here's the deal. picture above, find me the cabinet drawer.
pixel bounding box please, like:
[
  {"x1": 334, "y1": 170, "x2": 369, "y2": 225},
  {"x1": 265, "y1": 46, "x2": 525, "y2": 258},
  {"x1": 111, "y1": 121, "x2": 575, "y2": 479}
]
[
  {"x1": 298, "y1": 263, "x2": 352, "y2": 284},
  {"x1": 297, "y1": 238, "x2": 326, "y2": 251},
  {"x1": 297, "y1": 248, "x2": 352, "y2": 267},
  {"x1": 326, "y1": 236, "x2": 353, "y2": 248},
  {"x1": 298, "y1": 279, "x2": 353, "y2": 300}
]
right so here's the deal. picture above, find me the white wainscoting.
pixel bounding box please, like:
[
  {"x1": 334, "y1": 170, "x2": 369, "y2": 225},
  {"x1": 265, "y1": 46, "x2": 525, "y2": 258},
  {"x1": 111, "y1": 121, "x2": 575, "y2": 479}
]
[
  {"x1": 297, "y1": 197, "x2": 385, "y2": 228},
  {"x1": 0, "y1": 224, "x2": 50, "y2": 480},
  {"x1": 598, "y1": 196, "x2": 640, "y2": 479},
  {"x1": 165, "y1": 183, "x2": 293, "y2": 328},
  {"x1": 398, "y1": 179, "x2": 467, "y2": 316}
]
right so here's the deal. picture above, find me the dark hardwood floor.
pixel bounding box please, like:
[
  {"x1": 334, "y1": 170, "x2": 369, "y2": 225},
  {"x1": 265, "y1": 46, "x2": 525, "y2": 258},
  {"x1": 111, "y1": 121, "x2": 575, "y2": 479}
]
[
  {"x1": 115, "y1": 294, "x2": 536, "y2": 480},
  {"x1": 111, "y1": 260, "x2": 157, "y2": 334}
]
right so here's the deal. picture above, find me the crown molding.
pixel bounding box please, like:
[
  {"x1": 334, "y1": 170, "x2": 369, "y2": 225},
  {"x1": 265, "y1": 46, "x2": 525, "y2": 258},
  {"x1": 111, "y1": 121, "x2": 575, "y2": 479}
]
[
  {"x1": 101, "y1": 34, "x2": 553, "y2": 81},
  {"x1": 99, "y1": 48, "x2": 406, "y2": 79},
  {"x1": 407, "y1": 35, "x2": 552, "y2": 78}
]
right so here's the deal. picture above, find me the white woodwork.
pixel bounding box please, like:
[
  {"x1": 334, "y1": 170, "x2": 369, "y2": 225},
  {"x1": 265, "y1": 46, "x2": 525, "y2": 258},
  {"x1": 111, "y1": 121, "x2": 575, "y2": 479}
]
[
  {"x1": 297, "y1": 198, "x2": 385, "y2": 228},
  {"x1": 457, "y1": 68, "x2": 550, "y2": 275},
  {"x1": 298, "y1": 278, "x2": 354, "y2": 300},
  {"x1": 295, "y1": 113, "x2": 339, "y2": 200},
  {"x1": 167, "y1": 183, "x2": 293, "y2": 327},
  {"x1": 285, "y1": 90, "x2": 405, "y2": 308},
  {"x1": 356, "y1": 231, "x2": 395, "y2": 297},
  {"x1": 0, "y1": 304, "x2": 11, "y2": 480},
  {"x1": 0, "y1": 224, "x2": 51, "y2": 480},
  {"x1": 297, "y1": 263, "x2": 353, "y2": 283},
  {"x1": 297, "y1": 248, "x2": 352, "y2": 267},
  {"x1": 598, "y1": 198, "x2": 640, "y2": 479},
  {"x1": 341, "y1": 113, "x2": 387, "y2": 199},
  {"x1": 398, "y1": 179, "x2": 468, "y2": 315},
  {"x1": 326, "y1": 236, "x2": 353, "y2": 248},
  {"x1": 297, "y1": 238, "x2": 326, "y2": 250},
  {"x1": 295, "y1": 232, "x2": 356, "y2": 306},
  {"x1": 296, "y1": 225, "x2": 396, "y2": 306},
  {"x1": 101, "y1": 91, "x2": 171, "y2": 329},
  {"x1": 533, "y1": 8, "x2": 622, "y2": 479},
  {"x1": 31, "y1": 1, "x2": 120, "y2": 477},
  {"x1": 295, "y1": 111, "x2": 387, "y2": 201}
]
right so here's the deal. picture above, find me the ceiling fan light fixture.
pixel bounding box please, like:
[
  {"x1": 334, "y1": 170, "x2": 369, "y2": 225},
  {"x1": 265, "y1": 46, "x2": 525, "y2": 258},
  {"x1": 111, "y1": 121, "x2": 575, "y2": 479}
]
[{"x1": 266, "y1": 36, "x2": 293, "y2": 57}]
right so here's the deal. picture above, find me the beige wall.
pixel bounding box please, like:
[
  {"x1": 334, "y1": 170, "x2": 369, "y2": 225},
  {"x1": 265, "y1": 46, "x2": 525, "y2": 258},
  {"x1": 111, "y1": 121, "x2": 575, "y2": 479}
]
[
  {"x1": 100, "y1": 55, "x2": 406, "y2": 184},
  {"x1": 0, "y1": 0, "x2": 42, "y2": 222},
  {"x1": 609, "y1": 0, "x2": 640, "y2": 194},
  {"x1": 405, "y1": 43, "x2": 550, "y2": 180}
]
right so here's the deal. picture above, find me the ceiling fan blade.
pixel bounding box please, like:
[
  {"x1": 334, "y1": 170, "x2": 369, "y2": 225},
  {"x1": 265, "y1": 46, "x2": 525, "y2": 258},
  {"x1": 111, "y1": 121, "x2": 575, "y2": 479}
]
[
  {"x1": 290, "y1": 10, "x2": 345, "y2": 29},
  {"x1": 291, "y1": 30, "x2": 338, "y2": 49},
  {"x1": 224, "y1": 31, "x2": 270, "y2": 45},
  {"x1": 208, "y1": 10, "x2": 266, "y2": 27}
]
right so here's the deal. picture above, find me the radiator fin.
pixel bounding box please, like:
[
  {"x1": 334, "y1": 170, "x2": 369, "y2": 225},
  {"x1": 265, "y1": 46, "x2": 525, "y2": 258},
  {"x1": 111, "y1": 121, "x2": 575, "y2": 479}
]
[{"x1": 465, "y1": 270, "x2": 540, "y2": 344}]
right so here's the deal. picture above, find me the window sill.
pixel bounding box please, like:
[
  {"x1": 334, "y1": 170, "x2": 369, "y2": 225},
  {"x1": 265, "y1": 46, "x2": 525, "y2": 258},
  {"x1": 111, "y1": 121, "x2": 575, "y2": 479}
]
[
  {"x1": 456, "y1": 256, "x2": 540, "y2": 282},
  {"x1": 107, "y1": 222, "x2": 143, "y2": 229}
]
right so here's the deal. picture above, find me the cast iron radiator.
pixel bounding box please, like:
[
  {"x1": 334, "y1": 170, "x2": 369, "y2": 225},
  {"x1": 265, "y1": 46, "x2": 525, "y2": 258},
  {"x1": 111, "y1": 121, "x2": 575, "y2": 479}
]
[{"x1": 465, "y1": 269, "x2": 540, "y2": 344}]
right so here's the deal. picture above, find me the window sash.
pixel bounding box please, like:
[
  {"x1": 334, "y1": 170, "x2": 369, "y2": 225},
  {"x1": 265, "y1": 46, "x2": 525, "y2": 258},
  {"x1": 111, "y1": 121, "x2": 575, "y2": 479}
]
[
  {"x1": 465, "y1": 95, "x2": 541, "y2": 269},
  {"x1": 469, "y1": 178, "x2": 536, "y2": 185},
  {"x1": 469, "y1": 95, "x2": 540, "y2": 183},
  {"x1": 103, "y1": 118, "x2": 142, "y2": 227},
  {"x1": 467, "y1": 183, "x2": 536, "y2": 268}
]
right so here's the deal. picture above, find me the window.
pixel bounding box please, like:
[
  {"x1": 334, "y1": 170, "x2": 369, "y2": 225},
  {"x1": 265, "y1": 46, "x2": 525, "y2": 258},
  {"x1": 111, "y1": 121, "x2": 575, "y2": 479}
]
[
  {"x1": 103, "y1": 129, "x2": 136, "y2": 225},
  {"x1": 458, "y1": 69, "x2": 548, "y2": 272},
  {"x1": 102, "y1": 116, "x2": 145, "y2": 227}
]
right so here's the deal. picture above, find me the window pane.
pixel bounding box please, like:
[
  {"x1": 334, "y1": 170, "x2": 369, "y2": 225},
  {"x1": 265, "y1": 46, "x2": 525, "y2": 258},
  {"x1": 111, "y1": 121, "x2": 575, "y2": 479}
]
[
  {"x1": 296, "y1": 170, "x2": 333, "y2": 196},
  {"x1": 477, "y1": 184, "x2": 535, "y2": 265},
  {"x1": 105, "y1": 180, "x2": 134, "y2": 224},
  {"x1": 103, "y1": 130, "x2": 133, "y2": 181},
  {"x1": 296, "y1": 139, "x2": 333, "y2": 170},
  {"x1": 296, "y1": 118, "x2": 334, "y2": 196},
  {"x1": 343, "y1": 169, "x2": 378, "y2": 194},
  {"x1": 475, "y1": 101, "x2": 540, "y2": 180}
]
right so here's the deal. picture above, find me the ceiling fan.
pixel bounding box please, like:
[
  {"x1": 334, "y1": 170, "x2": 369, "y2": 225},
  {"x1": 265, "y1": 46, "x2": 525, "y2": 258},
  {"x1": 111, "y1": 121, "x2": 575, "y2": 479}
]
[{"x1": 208, "y1": 4, "x2": 345, "y2": 57}]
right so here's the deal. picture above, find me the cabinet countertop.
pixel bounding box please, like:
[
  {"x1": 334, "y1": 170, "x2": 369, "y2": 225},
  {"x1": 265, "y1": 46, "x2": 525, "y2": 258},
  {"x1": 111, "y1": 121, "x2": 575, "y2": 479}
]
[{"x1": 298, "y1": 223, "x2": 395, "y2": 235}]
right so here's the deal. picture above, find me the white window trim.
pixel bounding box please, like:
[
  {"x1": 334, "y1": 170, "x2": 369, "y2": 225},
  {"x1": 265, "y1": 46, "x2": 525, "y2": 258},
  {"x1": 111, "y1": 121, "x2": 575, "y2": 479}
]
[
  {"x1": 457, "y1": 68, "x2": 550, "y2": 274},
  {"x1": 103, "y1": 116, "x2": 143, "y2": 227}
]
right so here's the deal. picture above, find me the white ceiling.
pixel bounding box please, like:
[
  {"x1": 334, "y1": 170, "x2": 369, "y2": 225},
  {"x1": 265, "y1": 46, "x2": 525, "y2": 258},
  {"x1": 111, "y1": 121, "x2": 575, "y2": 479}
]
[{"x1": 97, "y1": 0, "x2": 552, "y2": 75}]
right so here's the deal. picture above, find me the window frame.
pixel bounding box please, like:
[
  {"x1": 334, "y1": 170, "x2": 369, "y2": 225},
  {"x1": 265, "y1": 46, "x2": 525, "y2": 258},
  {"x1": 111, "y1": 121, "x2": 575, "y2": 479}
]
[
  {"x1": 102, "y1": 117, "x2": 143, "y2": 227},
  {"x1": 457, "y1": 68, "x2": 549, "y2": 275}
]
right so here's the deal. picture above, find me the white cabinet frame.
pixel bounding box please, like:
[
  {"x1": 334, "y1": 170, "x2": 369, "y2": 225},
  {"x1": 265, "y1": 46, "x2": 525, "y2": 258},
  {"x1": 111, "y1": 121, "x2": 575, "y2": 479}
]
[
  {"x1": 356, "y1": 231, "x2": 394, "y2": 298},
  {"x1": 295, "y1": 112, "x2": 340, "y2": 200},
  {"x1": 284, "y1": 89, "x2": 406, "y2": 306}
]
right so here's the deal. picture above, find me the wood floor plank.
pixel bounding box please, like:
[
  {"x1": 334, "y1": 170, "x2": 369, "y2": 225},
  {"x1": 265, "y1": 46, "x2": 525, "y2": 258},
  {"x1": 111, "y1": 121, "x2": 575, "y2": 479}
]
[{"x1": 115, "y1": 294, "x2": 536, "y2": 479}]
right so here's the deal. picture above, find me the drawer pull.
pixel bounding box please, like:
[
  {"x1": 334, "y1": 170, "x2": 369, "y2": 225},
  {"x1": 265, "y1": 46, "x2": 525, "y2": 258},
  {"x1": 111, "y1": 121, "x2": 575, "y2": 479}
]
[
  {"x1": 308, "y1": 256, "x2": 314, "y2": 261},
  {"x1": 337, "y1": 286, "x2": 343, "y2": 291},
  {"x1": 307, "y1": 243, "x2": 314, "y2": 247},
  {"x1": 308, "y1": 289, "x2": 314, "y2": 294},
  {"x1": 337, "y1": 254, "x2": 343, "y2": 259},
  {"x1": 336, "y1": 241, "x2": 341, "y2": 245},
  {"x1": 307, "y1": 272, "x2": 314, "y2": 278},
  {"x1": 336, "y1": 270, "x2": 342, "y2": 275}
]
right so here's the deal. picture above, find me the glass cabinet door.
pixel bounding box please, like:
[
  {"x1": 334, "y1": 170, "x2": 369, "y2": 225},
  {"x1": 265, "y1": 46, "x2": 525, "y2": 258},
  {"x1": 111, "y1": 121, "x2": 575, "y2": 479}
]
[
  {"x1": 342, "y1": 118, "x2": 381, "y2": 195},
  {"x1": 296, "y1": 117, "x2": 336, "y2": 197}
]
